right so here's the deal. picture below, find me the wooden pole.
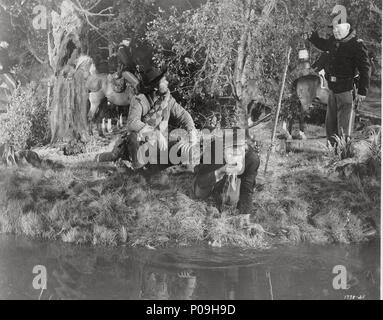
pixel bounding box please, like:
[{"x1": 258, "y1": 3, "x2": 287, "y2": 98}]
[{"x1": 264, "y1": 46, "x2": 292, "y2": 174}]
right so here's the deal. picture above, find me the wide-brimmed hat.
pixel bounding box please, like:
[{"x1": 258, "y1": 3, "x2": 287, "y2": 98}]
[{"x1": 141, "y1": 65, "x2": 168, "y2": 88}]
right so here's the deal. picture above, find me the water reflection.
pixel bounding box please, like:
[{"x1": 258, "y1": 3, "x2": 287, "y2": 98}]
[{"x1": 0, "y1": 235, "x2": 379, "y2": 300}]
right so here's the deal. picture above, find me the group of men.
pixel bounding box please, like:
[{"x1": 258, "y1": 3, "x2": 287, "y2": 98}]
[
  {"x1": 98, "y1": 61, "x2": 261, "y2": 215},
  {"x1": 96, "y1": 6, "x2": 371, "y2": 215},
  {"x1": 1, "y1": 5, "x2": 371, "y2": 216}
]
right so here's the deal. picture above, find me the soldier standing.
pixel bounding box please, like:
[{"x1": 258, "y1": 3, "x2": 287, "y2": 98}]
[{"x1": 307, "y1": 6, "x2": 371, "y2": 145}]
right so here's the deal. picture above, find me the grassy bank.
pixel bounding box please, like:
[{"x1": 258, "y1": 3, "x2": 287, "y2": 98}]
[{"x1": 0, "y1": 125, "x2": 380, "y2": 248}]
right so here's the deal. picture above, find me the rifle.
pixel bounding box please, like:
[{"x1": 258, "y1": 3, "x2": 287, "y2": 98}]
[{"x1": 248, "y1": 113, "x2": 272, "y2": 129}]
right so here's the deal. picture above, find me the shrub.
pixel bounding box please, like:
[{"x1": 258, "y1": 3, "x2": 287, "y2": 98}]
[
  {"x1": 0, "y1": 83, "x2": 50, "y2": 150},
  {"x1": 326, "y1": 133, "x2": 355, "y2": 162}
]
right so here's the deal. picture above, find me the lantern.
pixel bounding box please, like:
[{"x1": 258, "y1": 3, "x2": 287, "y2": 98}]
[
  {"x1": 298, "y1": 48, "x2": 309, "y2": 61},
  {"x1": 298, "y1": 40, "x2": 310, "y2": 70}
]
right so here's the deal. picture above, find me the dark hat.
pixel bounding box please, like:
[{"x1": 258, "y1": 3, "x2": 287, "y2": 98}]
[{"x1": 141, "y1": 65, "x2": 168, "y2": 87}]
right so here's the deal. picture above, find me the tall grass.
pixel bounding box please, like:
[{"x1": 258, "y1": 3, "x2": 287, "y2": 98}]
[{"x1": 326, "y1": 133, "x2": 355, "y2": 162}]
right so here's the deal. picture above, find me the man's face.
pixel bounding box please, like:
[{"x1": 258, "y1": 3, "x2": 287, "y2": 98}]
[
  {"x1": 333, "y1": 23, "x2": 350, "y2": 40},
  {"x1": 121, "y1": 39, "x2": 131, "y2": 47},
  {"x1": 158, "y1": 76, "x2": 169, "y2": 95}
]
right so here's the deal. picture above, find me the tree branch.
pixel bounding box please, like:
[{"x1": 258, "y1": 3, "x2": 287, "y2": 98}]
[
  {"x1": 210, "y1": 57, "x2": 228, "y2": 94},
  {"x1": 370, "y1": 3, "x2": 382, "y2": 15}
]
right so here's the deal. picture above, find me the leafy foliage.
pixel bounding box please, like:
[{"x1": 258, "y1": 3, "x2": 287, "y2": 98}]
[
  {"x1": 145, "y1": 0, "x2": 381, "y2": 128},
  {"x1": 0, "y1": 83, "x2": 50, "y2": 150}
]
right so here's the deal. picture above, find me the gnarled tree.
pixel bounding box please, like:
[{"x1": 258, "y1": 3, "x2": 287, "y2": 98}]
[{"x1": 49, "y1": 0, "x2": 88, "y2": 143}]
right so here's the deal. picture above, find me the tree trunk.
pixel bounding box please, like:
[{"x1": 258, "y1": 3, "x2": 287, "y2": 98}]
[
  {"x1": 50, "y1": 64, "x2": 89, "y2": 143},
  {"x1": 234, "y1": 1, "x2": 254, "y2": 130},
  {"x1": 49, "y1": 0, "x2": 89, "y2": 143}
]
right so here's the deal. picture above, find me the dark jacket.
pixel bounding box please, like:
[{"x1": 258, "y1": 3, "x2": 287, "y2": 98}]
[
  {"x1": 117, "y1": 44, "x2": 137, "y2": 73},
  {"x1": 309, "y1": 29, "x2": 370, "y2": 95},
  {"x1": 193, "y1": 140, "x2": 260, "y2": 213}
]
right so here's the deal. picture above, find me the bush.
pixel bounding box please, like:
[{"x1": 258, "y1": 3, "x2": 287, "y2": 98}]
[{"x1": 0, "y1": 83, "x2": 50, "y2": 150}]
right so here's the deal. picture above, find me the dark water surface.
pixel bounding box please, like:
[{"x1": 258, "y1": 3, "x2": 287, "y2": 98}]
[{"x1": 0, "y1": 235, "x2": 380, "y2": 300}]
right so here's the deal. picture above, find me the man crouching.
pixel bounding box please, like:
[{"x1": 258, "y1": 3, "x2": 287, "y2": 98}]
[
  {"x1": 192, "y1": 128, "x2": 260, "y2": 215},
  {"x1": 97, "y1": 66, "x2": 197, "y2": 171}
]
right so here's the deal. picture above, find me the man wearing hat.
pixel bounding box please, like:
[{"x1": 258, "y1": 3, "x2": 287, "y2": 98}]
[
  {"x1": 97, "y1": 66, "x2": 198, "y2": 169},
  {"x1": 192, "y1": 127, "x2": 260, "y2": 215},
  {"x1": 306, "y1": 5, "x2": 371, "y2": 145},
  {"x1": 109, "y1": 38, "x2": 140, "y2": 93},
  {"x1": 116, "y1": 39, "x2": 138, "y2": 76}
]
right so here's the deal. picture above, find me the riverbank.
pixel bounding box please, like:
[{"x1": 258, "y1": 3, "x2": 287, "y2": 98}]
[{"x1": 0, "y1": 124, "x2": 380, "y2": 248}]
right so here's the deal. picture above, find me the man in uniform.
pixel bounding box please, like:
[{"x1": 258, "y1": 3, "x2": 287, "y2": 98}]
[
  {"x1": 307, "y1": 8, "x2": 371, "y2": 145},
  {"x1": 116, "y1": 39, "x2": 138, "y2": 76}
]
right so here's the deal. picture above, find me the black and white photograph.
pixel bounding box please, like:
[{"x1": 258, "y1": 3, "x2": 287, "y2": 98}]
[{"x1": 0, "y1": 0, "x2": 381, "y2": 303}]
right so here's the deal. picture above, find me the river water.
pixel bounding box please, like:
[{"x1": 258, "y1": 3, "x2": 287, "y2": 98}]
[{"x1": 0, "y1": 235, "x2": 380, "y2": 300}]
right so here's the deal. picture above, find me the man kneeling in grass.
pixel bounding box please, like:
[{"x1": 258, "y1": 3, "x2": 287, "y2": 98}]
[
  {"x1": 97, "y1": 66, "x2": 198, "y2": 171},
  {"x1": 192, "y1": 128, "x2": 260, "y2": 215}
]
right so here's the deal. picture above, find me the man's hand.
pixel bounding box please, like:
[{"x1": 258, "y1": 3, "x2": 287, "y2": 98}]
[
  {"x1": 356, "y1": 94, "x2": 366, "y2": 103},
  {"x1": 214, "y1": 166, "x2": 227, "y2": 182},
  {"x1": 355, "y1": 94, "x2": 366, "y2": 111},
  {"x1": 303, "y1": 24, "x2": 314, "y2": 40},
  {"x1": 138, "y1": 124, "x2": 155, "y2": 142},
  {"x1": 302, "y1": 32, "x2": 311, "y2": 41},
  {"x1": 177, "y1": 129, "x2": 199, "y2": 156},
  {"x1": 225, "y1": 164, "x2": 243, "y2": 175},
  {"x1": 214, "y1": 164, "x2": 241, "y2": 183}
]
